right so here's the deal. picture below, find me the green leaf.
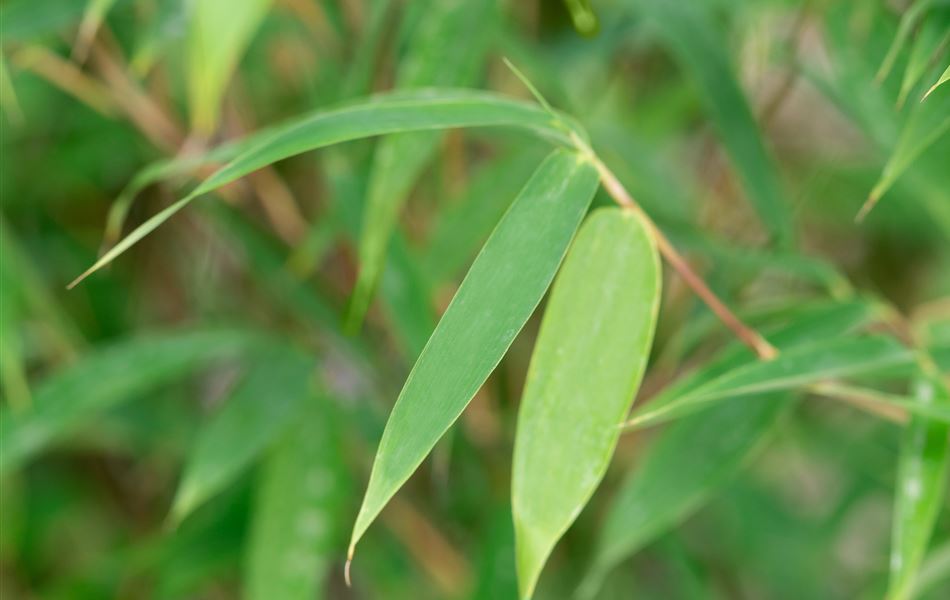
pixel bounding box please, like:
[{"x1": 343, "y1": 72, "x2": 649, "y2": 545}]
[
  {"x1": 511, "y1": 207, "x2": 661, "y2": 599},
  {"x1": 186, "y1": 0, "x2": 273, "y2": 134},
  {"x1": 887, "y1": 376, "x2": 950, "y2": 600},
  {"x1": 169, "y1": 345, "x2": 315, "y2": 525},
  {"x1": 71, "y1": 0, "x2": 119, "y2": 62},
  {"x1": 626, "y1": 335, "x2": 915, "y2": 429},
  {"x1": 923, "y1": 63, "x2": 950, "y2": 99},
  {"x1": 896, "y1": 11, "x2": 950, "y2": 107},
  {"x1": 69, "y1": 89, "x2": 574, "y2": 288},
  {"x1": 0, "y1": 329, "x2": 255, "y2": 476},
  {"x1": 348, "y1": 149, "x2": 600, "y2": 559},
  {"x1": 349, "y1": 0, "x2": 498, "y2": 327},
  {"x1": 877, "y1": 0, "x2": 935, "y2": 84},
  {"x1": 860, "y1": 82, "x2": 950, "y2": 219},
  {"x1": 245, "y1": 396, "x2": 350, "y2": 600},
  {"x1": 623, "y1": 0, "x2": 793, "y2": 247},
  {"x1": 578, "y1": 393, "x2": 792, "y2": 599}
]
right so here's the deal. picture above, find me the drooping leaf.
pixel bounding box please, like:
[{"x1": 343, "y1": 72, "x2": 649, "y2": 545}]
[
  {"x1": 626, "y1": 334, "x2": 915, "y2": 429},
  {"x1": 348, "y1": 149, "x2": 600, "y2": 559},
  {"x1": 245, "y1": 396, "x2": 350, "y2": 600},
  {"x1": 169, "y1": 345, "x2": 316, "y2": 525},
  {"x1": 186, "y1": 0, "x2": 273, "y2": 134},
  {"x1": 622, "y1": 0, "x2": 793, "y2": 247},
  {"x1": 578, "y1": 393, "x2": 792, "y2": 599},
  {"x1": 511, "y1": 207, "x2": 661, "y2": 599},
  {"x1": 349, "y1": 0, "x2": 498, "y2": 327},
  {"x1": 887, "y1": 375, "x2": 950, "y2": 600},
  {"x1": 0, "y1": 330, "x2": 256, "y2": 476},
  {"x1": 69, "y1": 89, "x2": 575, "y2": 288}
]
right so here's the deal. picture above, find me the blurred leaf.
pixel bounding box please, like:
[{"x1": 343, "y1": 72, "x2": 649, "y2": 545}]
[
  {"x1": 627, "y1": 335, "x2": 915, "y2": 429},
  {"x1": 349, "y1": 150, "x2": 600, "y2": 558},
  {"x1": 71, "y1": 0, "x2": 118, "y2": 63},
  {"x1": 71, "y1": 89, "x2": 576, "y2": 288},
  {"x1": 169, "y1": 344, "x2": 315, "y2": 524},
  {"x1": 422, "y1": 146, "x2": 545, "y2": 282},
  {"x1": 579, "y1": 393, "x2": 792, "y2": 599},
  {"x1": 511, "y1": 207, "x2": 661, "y2": 599},
  {"x1": 896, "y1": 11, "x2": 950, "y2": 107},
  {"x1": 130, "y1": 0, "x2": 188, "y2": 77},
  {"x1": 245, "y1": 396, "x2": 350, "y2": 600},
  {"x1": 923, "y1": 63, "x2": 950, "y2": 99},
  {"x1": 0, "y1": 53, "x2": 22, "y2": 124},
  {"x1": 0, "y1": 329, "x2": 255, "y2": 476},
  {"x1": 877, "y1": 0, "x2": 936, "y2": 83},
  {"x1": 888, "y1": 376, "x2": 950, "y2": 600},
  {"x1": 0, "y1": 0, "x2": 110, "y2": 43},
  {"x1": 623, "y1": 0, "x2": 793, "y2": 247},
  {"x1": 349, "y1": 0, "x2": 498, "y2": 327},
  {"x1": 186, "y1": 0, "x2": 273, "y2": 134}
]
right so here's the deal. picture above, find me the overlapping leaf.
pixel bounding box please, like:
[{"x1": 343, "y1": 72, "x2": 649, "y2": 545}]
[
  {"x1": 348, "y1": 150, "x2": 600, "y2": 559},
  {"x1": 511, "y1": 207, "x2": 660, "y2": 598}
]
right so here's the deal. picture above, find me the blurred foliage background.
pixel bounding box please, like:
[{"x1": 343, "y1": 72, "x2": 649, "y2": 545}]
[{"x1": 1, "y1": 0, "x2": 949, "y2": 598}]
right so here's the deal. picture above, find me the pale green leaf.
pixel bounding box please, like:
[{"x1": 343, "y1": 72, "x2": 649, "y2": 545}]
[
  {"x1": 186, "y1": 0, "x2": 273, "y2": 133},
  {"x1": 71, "y1": 0, "x2": 118, "y2": 62},
  {"x1": 69, "y1": 89, "x2": 574, "y2": 288},
  {"x1": 0, "y1": 329, "x2": 256, "y2": 476},
  {"x1": 626, "y1": 335, "x2": 915, "y2": 429},
  {"x1": 349, "y1": 0, "x2": 498, "y2": 326},
  {"x1": 877, "y1": 0, "x2": 935, "y2": 83},
  {"x1": 511, "y1": 207, "x2": 661, "y2": 599},
  {"x1": 887, "y1": 376, "x2": 950, "y2": 600},
  {"x1": 245, "y1": 396, "x2": 350, "y2": 600},
  {"x1": 348, "y1": 149, "x2": 600, "y2": 559},
  {"x1": 169, "y1": 345, "x2": 315, "y2": 525}
]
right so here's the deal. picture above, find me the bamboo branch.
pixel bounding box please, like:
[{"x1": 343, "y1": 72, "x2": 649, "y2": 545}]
[{"x1": 576, "y1": 137, "x2": 778, "y2": 360}]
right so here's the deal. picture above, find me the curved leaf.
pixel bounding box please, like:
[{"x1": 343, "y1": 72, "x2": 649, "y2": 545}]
[
  {"x1": 69, "y1": 89, "x2": 573, "y2": 288},
  {"x1": 348, "y1": 149, "x2": 599, "y2": 560},
  {"x1": 511, "y1": 207, "x2": 661, "y2": 599}
]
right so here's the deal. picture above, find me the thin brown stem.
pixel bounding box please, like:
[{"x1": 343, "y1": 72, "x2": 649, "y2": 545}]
[{"x1": 579, "y1": 140, "x2": 778, "y2": 360}]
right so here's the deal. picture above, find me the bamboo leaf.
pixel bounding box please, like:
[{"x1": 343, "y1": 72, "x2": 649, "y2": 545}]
[
  {"x1": 896, "y1": 12, "x2": 950, "y2": 107},
  {"x1": 922, "y1": 63, "x2": 950, "y2": 99},
  {"x1": 69, "y1": 89, "x2": 574, "y2": 289},
  {"x1": 0, "y1": 330, "x2": 255, "y2": 476},
  {"x1": 349, "y1": 0, "x2": 498, "y2": 327},
  {"x1": 626, "y1": 335, "x2": 915, "y2": 429},
  {"x1": 887, "y1": 376, "x2": 950, "y2": 600},
  {"x1": 579, "y1": 394, "x2": 792, "y2": 599},
  {"x1": 186, "y1": 0, "x2": 273, "y2": 134},
  {"x1": 348, "y1": 149, "x2": 600, "y2": 561},
  {"x1": 623, "y1": 0, "x2": 793, "y2": 247},
  {"x1": 245, "y1": 396, "x2": 350, "y2": 600},
  {"x1": 169, "y1": 345, "x2": 315, "y2": 525},
  {"x1": 859, "y1": 83, "x2": 950, "y2": 220},
  {"x1": 511, "y1": 207, "x2": 661, "y2": 599}
]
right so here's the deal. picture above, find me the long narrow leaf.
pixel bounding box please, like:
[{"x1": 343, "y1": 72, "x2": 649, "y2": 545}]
[
  {"x1": 0, "y1": 330, "x2": 256, "y2": 475},
  {"x1": 245, "y1": 396, "x2": 350, "y2": 600},
  {"x1": 348, "y1": 149, "x2": 600, "y2": 560},
  {"x1": 626, "y1": 335, "x2": 915, "y2": 429},
  {"x1": 511, "y1": 207, "x2": 661, "y2": 599},
  {"x1": 69, "y1": 89, "x2": 574, "y2": 288},
  {"x1": 350, "y1": 0, "x2": 499, "y2": 326},
  {"x1": 887, "y1": 376, "x2": 950, "y2": 599}
]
